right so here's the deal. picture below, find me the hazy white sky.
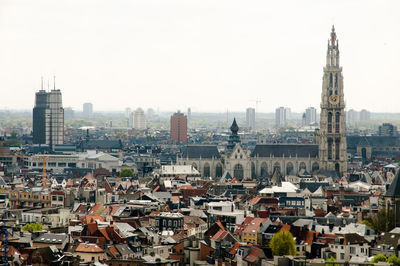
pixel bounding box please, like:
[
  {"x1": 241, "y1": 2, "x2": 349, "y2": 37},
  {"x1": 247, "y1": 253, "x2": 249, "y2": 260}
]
[{"x1": 0, "y1": 0, "x2": 399, "y2": 113}]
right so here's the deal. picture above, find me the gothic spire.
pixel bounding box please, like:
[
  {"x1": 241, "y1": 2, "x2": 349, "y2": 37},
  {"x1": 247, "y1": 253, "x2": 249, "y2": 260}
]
[
  {"x1": 230, "y1": 118, "x2": 239, "y2": 135},
  {"x1": 326, "y1": 25, "x2": 340, "y2": 67}
]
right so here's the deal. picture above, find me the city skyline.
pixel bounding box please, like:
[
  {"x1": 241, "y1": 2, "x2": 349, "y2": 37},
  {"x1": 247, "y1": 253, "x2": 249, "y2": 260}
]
[{"x1": 1, "y1": 0, "x2": 399, "y2": 113}]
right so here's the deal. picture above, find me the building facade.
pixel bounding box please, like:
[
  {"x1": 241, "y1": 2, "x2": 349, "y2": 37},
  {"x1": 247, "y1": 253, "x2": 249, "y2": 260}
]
[
  {"x1": 246, "y1": 108, "x2": 256, "y2": 130},
  {"x1": 178, "y1": 27, "x2": 346, "y2": 180},
  {"x1": 316, "y1": 26, "x2": 347, "y2": 174},
  {"x1": 305, "y1": 107, "x2": 317, "y2": 125},
  {"x1": 170, "y1": 111, "x2": 187, "y2": 143},
  {"x1": 83, "y1": 102, "x2": 93, "y2": 118},
  {"x1": 33, "y1": 88, "x2": 64, "y2": 148},
  {"x1": 275, "y1": 107, "x2": 286, "y2": 129},
  {"x1": 134, "y1": 108, "x2": 146, "y2": 130}
]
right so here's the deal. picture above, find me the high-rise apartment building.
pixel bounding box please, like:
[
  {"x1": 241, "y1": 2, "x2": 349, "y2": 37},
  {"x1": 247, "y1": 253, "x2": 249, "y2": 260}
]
[
  {"x1": 305, "y1": 107, "x2": 317, "y2": 125},
  {"x1": 170, "y1": 111, "x2": 187, "y2": 143},
  {"x1": 359, "y1": 109, "x2": 371, "y2": 122},
  {"x1": 346, "y1": 109, "x2": 359, "y2": 124},
  {"x1": 187, "y1": 108, "x2": 191, "y2": 120},
  {"x1": 285, "y1": 108, "x2": 291, "y2": 120},
  {"x1": 134, "y1": 108, "x2": 146, "y2": 130},
  {"x1": 33, "y1": 88, "x2": 64, "y2": 148},
  {"x1": 275, "y1": 107, "x2": 286, "y2": 129},
  {"x1": 379, "y1": 123, "x2": 398, "y2": 137},
  {"x1": 83, "y1": 102, "x2": 93, "y2": 118},
  {"x1": 246, "y1": 107, "x2": 256, "y2": 130}
]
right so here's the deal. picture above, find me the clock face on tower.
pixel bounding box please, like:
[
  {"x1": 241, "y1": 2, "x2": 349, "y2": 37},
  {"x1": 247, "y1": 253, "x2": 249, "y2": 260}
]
[{"x1": 329, "y1": 94, "x2": 340, "y2": 105}]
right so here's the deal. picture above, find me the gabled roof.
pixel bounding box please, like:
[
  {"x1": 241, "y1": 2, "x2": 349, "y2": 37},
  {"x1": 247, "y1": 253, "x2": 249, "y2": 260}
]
[
  {"x1": 182, "y1": 145, "x2": 221, "y2": 159},
  {"x1": 212, "y1": 229, "x2": 228, "y2": 241},
  {"x1": 251, "y1": 144, "x2": 318, "y2": 158},
  {"x1": 244, "y1": 247, "x2": 264, "y2": 263},
  {"x1": 386, "y1": 170, "x2": 400, "y2": 197}
]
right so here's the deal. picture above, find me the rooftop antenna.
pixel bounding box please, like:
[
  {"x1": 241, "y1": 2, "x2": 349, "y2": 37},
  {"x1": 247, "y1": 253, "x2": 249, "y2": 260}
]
[
  {"x1": 53, "y1": 75, "x2": 56, "y2": 90},
  {"x1": 47, "y1": 79, "x2": 50, "y2": 91},
  {"x1": 41, "y1": 76, "x2": 43, "y2": 90}
]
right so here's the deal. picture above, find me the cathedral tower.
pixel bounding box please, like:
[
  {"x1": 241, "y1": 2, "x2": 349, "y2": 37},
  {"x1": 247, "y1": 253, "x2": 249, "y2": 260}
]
[{"x1": 317, "y1": 26, "x2": 347, "y2": 174}]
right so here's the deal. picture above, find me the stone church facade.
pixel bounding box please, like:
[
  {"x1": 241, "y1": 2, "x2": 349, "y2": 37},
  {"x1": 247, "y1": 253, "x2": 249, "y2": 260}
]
[{"x1": 177, "y1": 26, "x2": 347, "y2": 180}]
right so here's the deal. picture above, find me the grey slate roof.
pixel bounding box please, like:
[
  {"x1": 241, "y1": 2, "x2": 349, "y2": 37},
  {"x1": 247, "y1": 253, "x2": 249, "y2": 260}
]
[
  {"x1": 386, "y1": 170, "x2": 400, "y2": 197},
  {"x1": 182, "y1": 145, "x2": 221, "y2": 159},
  {"x1": 80, "y1": 140, "x2": 123, "y2": 150},
  {"x1": 33, "y1": 233, "x2": 68, "y2": 244},
  {"x1": 251, "y1": 144, "x2": 318, "y2": 158},
  {"x1": 347, "y1": 136, "x2": 400, "y2": 148}
]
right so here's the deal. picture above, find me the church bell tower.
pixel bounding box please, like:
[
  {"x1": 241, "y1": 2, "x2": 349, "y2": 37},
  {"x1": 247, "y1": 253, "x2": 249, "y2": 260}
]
[{"x1": 317, "y1": 26, "x2": 347, "y2": 174}]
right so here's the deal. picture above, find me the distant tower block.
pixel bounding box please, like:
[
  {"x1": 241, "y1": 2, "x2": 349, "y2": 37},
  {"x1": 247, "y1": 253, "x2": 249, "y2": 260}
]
[
  {"x1": 33, "y1": 78, "x2": 64, "y2": 149},
  {"x1": 170, "y1": 111, "x2": 187, "y2": 143},
  {"x1": 83, "y1": 102, "x2": 93, "y2": 118}
]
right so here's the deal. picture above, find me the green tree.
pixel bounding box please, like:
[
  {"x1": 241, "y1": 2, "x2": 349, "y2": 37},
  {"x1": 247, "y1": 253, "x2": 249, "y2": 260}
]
[
  {"x1": 22, "y1": 222, "x2": 43, "y2": 232},
  {"x1": 120, "y1": 168, "x2": 134, "y2": 178},
  {"x1": 325, "y1": 256, "x2": 338, "y2": 266},
  {"x1": 371, "y1": 254, "x2": 387, "y2": 263},
  {"x1": 358, "y1": 220, "x2": 374, "y2": 229},
  {"x1": 269, "y1": 230, "x2": 296, "y2": 256},
  {"x1": 388, "y1": 255, "x2": 400, "y2": 266},
  {"x1": 365, "y1": 210, "x2": 395, "y2": 232}
]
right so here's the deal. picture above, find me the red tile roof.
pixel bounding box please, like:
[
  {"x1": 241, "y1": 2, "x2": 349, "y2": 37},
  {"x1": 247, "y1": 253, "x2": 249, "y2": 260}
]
[
  {"x1": 212, "y1": 230, "x2": 228, "y2": 241},
  {"x1": 87, "y1": 223, "x2": 98, "y2": 235},
  {"x1": 215, "y1": 220, "x2": 225, "y2": 231},
  {"x1": 89, "y1": 204, "x2": 103, "y2": 215},
  {"x1": 99, "y1": 228, "x2": 111, "y2": 241},
  {"x1": 108, "y1": 246, "x2": 119, "y2": 258},
  {"x1": 244, "y1": 247, "x2": 263, "y2": 263},
  {"x1": 229, "y1": 242, "x2": 241, "y2": 255},
  {"x1": 81, "y1": 215, "x2": 105, "y2": 224},
  {"x1": 76, "y1": 243, "x2": 104, "y2": 253},
  {"x1": 280, "y1": 224, "x2": 291, "y2": 232}
]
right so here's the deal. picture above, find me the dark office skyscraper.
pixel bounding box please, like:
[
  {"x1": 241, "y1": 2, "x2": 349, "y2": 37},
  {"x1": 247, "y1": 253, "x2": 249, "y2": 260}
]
[{"x1": 33, "y1": 88, "x2": 64, "y2": 147}]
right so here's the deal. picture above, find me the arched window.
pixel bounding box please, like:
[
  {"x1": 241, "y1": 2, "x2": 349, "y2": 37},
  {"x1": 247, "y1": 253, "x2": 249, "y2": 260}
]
[
  {"x1": 234, "y1": 164, "x2": 244, "y2": 180},
  {"x1": 361, "y1": 148, "x2": 367, "y2": 159},
  {"x1": 329, "y1": 73, "x2": 333, "y2": 88},
  {"x1": 286, "y1": 162, "x2": 294, "y2": 175},
  {"x1": 215, "y1": 163, "x2": 223, "y2": 178},
  {"x1": 335, "y1": 73, "x2": 338, "y2": 88},
  {"x1": 273, "y1": 162, "x2": 281, "y2": 173},
  {"x1": 335, "y1": 138, "x2": 340, "y2": 160},
  {"x1": 328, "y1": 138, "x2": 333, "y2": 160},
  {"x1": 335, "y1": 112, "x2": 340, "y2": 133},
  {"x1": 261, "y1": 162, "x2": 268, "y2": 178},
  {"x1": 203, "y1": 163, "x2": 210, "y2": 177},
  {"x1": 251, "y1": 162, "x2": 256, "y2": 179},
  {"x1": 299, "y1": 162, "x2": 307, "y2": 171},
  {"x1": 312, "y1": 162, "x2": 319, "y2": 172},
  {"x1": 328, "y1": 112, "x2": 332, "y2": 133}
]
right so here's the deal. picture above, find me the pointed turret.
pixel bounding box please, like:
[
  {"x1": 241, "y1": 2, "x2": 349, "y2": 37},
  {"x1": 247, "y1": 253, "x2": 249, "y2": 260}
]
[
  {"x1": 230, "y1": 118, "x2": 239, "y2": 135},
  {"x1": 227, "y1": 118, "x2": 241, "y2": 151}
]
